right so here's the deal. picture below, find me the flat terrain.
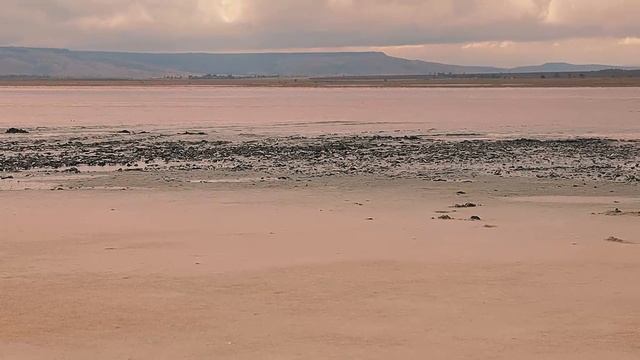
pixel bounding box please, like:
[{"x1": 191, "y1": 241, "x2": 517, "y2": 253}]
[
  {"x1": 1, "y1": 173, "x2": 639, "y2": 359},
  {"x1": 1, "y1": 91, "x2": 639, "y2": 358},
  {"x1": 2, "y1": 76, "x2": 640, "y2": 87}
]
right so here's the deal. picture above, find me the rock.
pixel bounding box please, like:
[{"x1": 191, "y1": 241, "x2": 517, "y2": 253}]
[
  {"x1": 5, "y1": 128, "x2": 29, "y2": 134},
  {"x1": 604, "y1": 208, "x2": 622, "y2": 215},
  {"x1": 438, "y1": 215, "x2": 453, "y2": 220},
  {"x1": 603, "y1": 208, "x2": 640, "y2": 216},
  {"x1": 454, "y1": 202, "x2": 477, "y2": 208},
  {"x1": 456, "y1": 191, "x2": 467, "y2": 195},
  {"x1": 604, "y1": 236, "x2": 634, "y2": 244},
  {"x1": 117, "y1": 130, "x2": 132, "y2": 134},
  {"x1": 470, "y1": 215, "x2": 482, "y2": 221},
  {"x1": 63, "y1": 167, "x2": 81, "y2": 174},
  {"x1": 181, "y1": 131, "x2": 207, "y2": 135},
  {"x1": 1, "y1": 175, "x2": 14, "y2": 180}
]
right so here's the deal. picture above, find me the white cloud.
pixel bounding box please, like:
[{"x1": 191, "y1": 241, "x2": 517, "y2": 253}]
[{"x1": 619, "y1": 37, "x2": 640, "y2": 46}]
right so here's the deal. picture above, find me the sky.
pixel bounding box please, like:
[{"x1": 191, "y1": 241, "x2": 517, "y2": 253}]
[{"x1": 1, "y1": 0, "x2": 640, "y2": 67}]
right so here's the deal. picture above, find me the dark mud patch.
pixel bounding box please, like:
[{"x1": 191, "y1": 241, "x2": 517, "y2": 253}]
[
  {"x1": 602, "y1": 208, "x2": 640, "y2": 216},
  {"x1": 1, "y1": 133, "x2": 639, "y2": 183},
  {"x1": 604, "y1": 236, "x2": 636, "y2": 245}
]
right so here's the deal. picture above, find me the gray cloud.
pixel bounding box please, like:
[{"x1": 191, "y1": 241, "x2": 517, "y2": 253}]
[{"x1": 1, "y1": 1, "x2": 639, "y2": 65}]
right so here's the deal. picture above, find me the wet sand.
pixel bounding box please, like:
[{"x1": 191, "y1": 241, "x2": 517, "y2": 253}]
[
  {"x1": 2, "y1": 86, "x2": 640, "y2": 138},
  {"x1": 1, "y1": 171, "x2": 640, "y2": 359}
]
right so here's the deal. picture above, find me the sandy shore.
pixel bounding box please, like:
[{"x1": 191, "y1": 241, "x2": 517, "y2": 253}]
[{"x1": 1, "y1": 169, "x2": 639, "y2": 359}]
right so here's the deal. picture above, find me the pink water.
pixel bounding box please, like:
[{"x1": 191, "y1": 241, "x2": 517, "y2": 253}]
[{"x1": 1, "y1": 86, "x2": 639, "y2": 138}]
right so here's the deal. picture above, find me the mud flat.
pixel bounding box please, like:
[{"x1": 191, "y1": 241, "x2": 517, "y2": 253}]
[
  {"x1": 1, "y1": 130, "x2": 639, "y2": 182},
  {"x1": 1, "y1": 130, "x2": 640, "y2": 359}
]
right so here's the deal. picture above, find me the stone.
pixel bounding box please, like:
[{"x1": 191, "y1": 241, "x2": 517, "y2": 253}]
[
  {"x1": 454, "y1": 202, "x2": 477, "y2": 208},
  {"x1": 5, "y1": 128, "x2": 29, "y2": 134}
]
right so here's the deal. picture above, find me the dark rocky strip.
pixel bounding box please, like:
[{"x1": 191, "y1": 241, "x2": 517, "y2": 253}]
[{"x1": 1, "y1": 133, "x2": 639, "y2": 182}]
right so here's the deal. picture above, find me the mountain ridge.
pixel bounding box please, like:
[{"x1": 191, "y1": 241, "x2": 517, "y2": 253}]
[{"x1": 0, "y1": 46, "x2": 635, "y2": 78}]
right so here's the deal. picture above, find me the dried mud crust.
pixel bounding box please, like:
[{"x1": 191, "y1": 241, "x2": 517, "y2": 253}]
[{"x1": 1, "y1": 133, "x2": 639, "y2": 182}]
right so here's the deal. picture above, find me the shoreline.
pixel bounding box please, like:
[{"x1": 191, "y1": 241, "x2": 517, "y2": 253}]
[{"x1": 2, "y1": 77, "x2": 640, "y2": 88}]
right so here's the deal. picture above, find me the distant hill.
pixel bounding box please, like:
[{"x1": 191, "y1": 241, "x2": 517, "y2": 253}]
[
  {"x1": 0, "y1": 47, "x2": 635, "y2": 78},
  {"x1": 509, "y1": 62, "x2": 636, "y2": 73},
  {"x1": 0, "y1": 47, "x2": 500, "y2": 78}
]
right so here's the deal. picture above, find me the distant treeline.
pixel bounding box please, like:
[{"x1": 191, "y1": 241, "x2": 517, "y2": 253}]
[
  {"x1": 470, "y1": 69, "x2": 640, "y2": 79},
  {"x1": 185, "y1": 74, "x2": 279, "y2": 80},
  {"x1": 2, "y1": 69, "x2": 639, "y2": 82},
  {"x1": 311, "y1": 69, "x2": 640, "y2": 81},
  {"x1": 0, "y1": 75, "x2": 53, "y2": 80}
]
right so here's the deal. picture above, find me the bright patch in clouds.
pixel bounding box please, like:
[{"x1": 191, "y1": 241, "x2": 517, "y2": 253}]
[
  {"x1": 197, "y1": 0, "x2": 244, "y2": 24},
  {"x1": 619, "y1": 37, "x2": 640, "y2": 46},
  {"x1": 218, "y1": 0, "x2": 244, "y2": 23},
  {"x1": 462, "y1": 41, "x2": 514, "y2": 49}
]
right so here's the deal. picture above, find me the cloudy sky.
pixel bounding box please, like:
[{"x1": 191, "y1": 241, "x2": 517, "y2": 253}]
[{"x1": 2, "y1": 0, "x2": 640, "y2": 66}]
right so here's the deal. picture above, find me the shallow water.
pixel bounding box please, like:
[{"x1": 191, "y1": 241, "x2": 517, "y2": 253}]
[{"x1": 1, "y1": 86, "x2": 639, "y2": 139}]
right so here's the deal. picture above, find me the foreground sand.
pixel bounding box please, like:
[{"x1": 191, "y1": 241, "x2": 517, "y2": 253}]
[{"x1": 1, "y1": 174, "x2": 639, "y2": 359}]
